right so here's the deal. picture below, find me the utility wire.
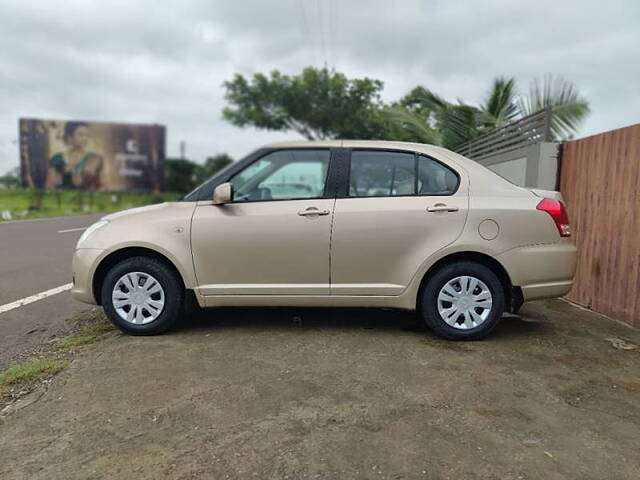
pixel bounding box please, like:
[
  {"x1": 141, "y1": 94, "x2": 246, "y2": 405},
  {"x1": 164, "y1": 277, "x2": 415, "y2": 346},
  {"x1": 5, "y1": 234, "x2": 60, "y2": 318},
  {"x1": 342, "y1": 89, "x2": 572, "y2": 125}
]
[
  {"x1": 317, "y1": 0, "x2": 327, "y2": 66},
  {"x1": 297, "y1": 0, "x2": 318, "y2": 67},
  {"x1": 327, "y1": 0, "x2": 334, "y2": 69}
]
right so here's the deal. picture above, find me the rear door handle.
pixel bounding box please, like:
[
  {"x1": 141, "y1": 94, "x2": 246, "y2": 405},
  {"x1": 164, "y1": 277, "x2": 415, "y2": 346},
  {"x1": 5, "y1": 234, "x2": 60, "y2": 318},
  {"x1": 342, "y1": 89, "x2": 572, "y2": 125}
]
[
  {"x1": 427, "y1": 204, "x2": 459, "y2": 213},
  {"x1": 298, "y1": 207, "x2": 330, "y2": 216}
]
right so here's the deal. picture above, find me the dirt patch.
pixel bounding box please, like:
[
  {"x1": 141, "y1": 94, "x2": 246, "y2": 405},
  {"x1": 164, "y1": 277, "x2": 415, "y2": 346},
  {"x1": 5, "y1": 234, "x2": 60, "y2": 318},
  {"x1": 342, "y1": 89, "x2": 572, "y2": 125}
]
[
  {"x1": 609, "y1": 376, "x2": 640, "y2": 393},
  {"x1": 0, "y1": 309, "x2": 117, "y2": 411},
  {"x1": 0, "y1": 299, "x2": 639, "y2": 479}
]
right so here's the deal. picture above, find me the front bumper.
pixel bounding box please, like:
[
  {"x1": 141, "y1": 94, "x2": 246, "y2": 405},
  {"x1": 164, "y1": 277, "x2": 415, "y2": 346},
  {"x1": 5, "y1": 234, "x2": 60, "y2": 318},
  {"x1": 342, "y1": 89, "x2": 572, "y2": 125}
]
[
  {"x1": 71, "y1": 248, "x2": 104, "y2": 304},
  {"x1": 497, "y1": 242, "x2": 577, "y2": 301}
]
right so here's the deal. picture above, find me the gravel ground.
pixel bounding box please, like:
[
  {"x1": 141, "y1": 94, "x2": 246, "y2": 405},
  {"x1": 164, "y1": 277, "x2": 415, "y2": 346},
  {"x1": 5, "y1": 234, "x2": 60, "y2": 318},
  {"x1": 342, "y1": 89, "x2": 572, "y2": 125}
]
[{"x1": 0, "y1": 299, "x2": 639, "y2": 479}]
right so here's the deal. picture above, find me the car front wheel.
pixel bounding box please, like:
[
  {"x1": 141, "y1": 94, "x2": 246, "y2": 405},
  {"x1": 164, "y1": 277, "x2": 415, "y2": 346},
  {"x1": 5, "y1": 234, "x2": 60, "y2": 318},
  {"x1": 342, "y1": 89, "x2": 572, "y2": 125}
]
[
  {"x1": 101, "y1": 256, "x2": 184, "y2": 335},
  {"x1": 421, "y1": 262, "x2": 505, "y2": 340}
]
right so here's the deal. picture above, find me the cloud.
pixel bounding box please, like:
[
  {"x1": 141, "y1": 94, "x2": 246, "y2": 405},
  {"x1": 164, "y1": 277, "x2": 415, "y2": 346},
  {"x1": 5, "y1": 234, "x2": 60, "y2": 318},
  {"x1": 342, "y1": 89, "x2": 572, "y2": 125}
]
[{"x1": 0, "y1": 0, "x2": 638, "y2": 174}]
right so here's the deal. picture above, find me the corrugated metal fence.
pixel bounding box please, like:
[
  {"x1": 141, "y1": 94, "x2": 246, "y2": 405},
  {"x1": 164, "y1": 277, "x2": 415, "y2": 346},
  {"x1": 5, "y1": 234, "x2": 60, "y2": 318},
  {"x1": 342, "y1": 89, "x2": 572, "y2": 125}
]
[{"x1": 559, "y1": 124, "x2": 640, "y2": 327}]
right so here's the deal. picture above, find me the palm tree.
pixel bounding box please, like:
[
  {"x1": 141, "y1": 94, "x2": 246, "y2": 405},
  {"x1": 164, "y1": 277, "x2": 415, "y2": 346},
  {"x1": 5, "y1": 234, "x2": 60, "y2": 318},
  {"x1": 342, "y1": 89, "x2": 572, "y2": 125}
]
[
  {"x1": 390, "y1": 75, "x2": 589, "y2": 148},
  {"x1": 394, "y1": 86, "x2": 488, "y2": 149},
  {"x1": 481, "y1": 77, "x2": 519, "y2": 128},
  {"x1": 378, "y1": 105, "x2": 442, "y2": 146},
  {"x1": 517, "y1": 75, "x2": 590, "y2": 140}
]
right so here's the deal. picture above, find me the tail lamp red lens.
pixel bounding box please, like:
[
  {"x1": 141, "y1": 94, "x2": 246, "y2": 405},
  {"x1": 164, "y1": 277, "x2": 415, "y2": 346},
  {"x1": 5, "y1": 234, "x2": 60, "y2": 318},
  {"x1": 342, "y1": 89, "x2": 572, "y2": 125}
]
[{"x1": 536, "y1": 198, "x2": 571, "y2": 237}]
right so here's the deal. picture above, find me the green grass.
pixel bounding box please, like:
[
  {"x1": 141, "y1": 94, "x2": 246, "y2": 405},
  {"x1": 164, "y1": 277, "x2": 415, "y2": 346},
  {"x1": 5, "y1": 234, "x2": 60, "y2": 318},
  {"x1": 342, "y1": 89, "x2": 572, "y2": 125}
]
[
  {"x1": 0, "y1": 359, "x2": 69, "y2": 394},
  {"x1": 0, "y1": 314, "x2": 115, "y2": 399},
  {"x1": 58, "y1": 317, "x2": 115, "y2": 350},
  {"x1": 0, "y1": 189, "x2": 181, "y2": 221}
]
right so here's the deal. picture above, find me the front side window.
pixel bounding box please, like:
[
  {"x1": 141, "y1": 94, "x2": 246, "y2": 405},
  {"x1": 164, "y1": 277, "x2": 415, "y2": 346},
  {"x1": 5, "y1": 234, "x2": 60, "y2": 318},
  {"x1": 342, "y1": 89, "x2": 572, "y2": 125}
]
[{"x1": 230, "y1": 149, "x2": 330, "y2": 202}]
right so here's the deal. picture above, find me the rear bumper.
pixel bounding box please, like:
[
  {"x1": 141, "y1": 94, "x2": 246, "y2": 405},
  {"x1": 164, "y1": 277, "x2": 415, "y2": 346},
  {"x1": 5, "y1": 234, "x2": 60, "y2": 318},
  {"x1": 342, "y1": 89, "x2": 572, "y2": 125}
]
[
  {"x1": 71, "y1": 248, "x2": 104, "y2": 305},
  {"x1": 497, "y1": 242, "x2": 577, "y2": 301},
  {"x1": 520, "y1": 281, "x2": 574, "y2": 301}
]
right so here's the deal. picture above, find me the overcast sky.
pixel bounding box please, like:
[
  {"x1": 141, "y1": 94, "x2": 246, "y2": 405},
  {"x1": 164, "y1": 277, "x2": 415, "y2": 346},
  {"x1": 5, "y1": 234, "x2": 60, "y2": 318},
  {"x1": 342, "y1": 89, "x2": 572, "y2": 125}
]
[{"x1": 1, "y1": 0, "x2": 639, "y2": 174}]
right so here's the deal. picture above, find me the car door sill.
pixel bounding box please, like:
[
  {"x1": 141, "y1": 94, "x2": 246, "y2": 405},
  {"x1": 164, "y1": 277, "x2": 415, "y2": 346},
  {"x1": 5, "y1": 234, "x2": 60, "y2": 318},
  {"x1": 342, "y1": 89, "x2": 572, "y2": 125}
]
[
  {"x1": 198, "y1": 283, "x2": 405, "y2": 296},
  {"x1": 197, "y1": 294, "x2": 411, "y2": 310},
  {"x1": 198, "y1": 284, "x2": 330, "y2": 296}
]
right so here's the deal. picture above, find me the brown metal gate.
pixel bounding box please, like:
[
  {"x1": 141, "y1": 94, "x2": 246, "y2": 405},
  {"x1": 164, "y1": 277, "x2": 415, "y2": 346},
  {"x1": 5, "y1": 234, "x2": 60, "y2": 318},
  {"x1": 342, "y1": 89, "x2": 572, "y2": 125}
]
[{"x1": 559, "y1": 124, "x2": 640, "y2": 327}]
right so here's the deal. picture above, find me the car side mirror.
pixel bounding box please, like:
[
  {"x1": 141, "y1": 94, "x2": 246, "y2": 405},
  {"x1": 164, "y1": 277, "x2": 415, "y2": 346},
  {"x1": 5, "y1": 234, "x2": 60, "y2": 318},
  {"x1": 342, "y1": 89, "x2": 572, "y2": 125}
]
[{"x1": 212, "y1": 182, "x2": 233, "y2": 205}]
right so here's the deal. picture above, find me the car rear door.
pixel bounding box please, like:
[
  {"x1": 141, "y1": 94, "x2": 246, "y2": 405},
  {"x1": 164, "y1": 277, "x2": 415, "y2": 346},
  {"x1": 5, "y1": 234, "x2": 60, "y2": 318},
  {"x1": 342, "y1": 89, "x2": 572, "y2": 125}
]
[{"x1": 330, "y1": 148, "x2": 468, "y2": 295}]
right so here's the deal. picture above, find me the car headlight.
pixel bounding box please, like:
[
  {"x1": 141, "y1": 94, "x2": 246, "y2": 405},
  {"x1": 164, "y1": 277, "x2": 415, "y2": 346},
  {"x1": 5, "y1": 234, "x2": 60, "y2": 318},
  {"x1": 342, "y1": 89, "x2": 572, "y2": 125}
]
[{"x1": 76, "y1": 220, "x2": 109, "y2": 248}]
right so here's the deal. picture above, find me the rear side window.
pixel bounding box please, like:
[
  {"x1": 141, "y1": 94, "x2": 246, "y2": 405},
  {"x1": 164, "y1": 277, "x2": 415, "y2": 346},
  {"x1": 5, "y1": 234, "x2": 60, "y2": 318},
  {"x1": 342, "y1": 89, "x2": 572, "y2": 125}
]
[
  {"x1": 348, "y1": 150, "x2": 458, "y2": 197},
  {"x1": 349, "y1": 151, "x2": 415, "y2": 197},
  {"x1": 418, "y1": 155, "x2": 458, "y2": 195}
]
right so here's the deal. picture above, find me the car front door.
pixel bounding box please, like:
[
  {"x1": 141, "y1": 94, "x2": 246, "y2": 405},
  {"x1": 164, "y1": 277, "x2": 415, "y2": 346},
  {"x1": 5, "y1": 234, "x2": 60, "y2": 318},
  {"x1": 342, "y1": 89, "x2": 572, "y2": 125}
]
[
  {"x1": 330, "y1": 148, "x2": 468, "y2": 295},
  {"x1": 191, "y1": 148, "x2": 334, "y2": 296}
]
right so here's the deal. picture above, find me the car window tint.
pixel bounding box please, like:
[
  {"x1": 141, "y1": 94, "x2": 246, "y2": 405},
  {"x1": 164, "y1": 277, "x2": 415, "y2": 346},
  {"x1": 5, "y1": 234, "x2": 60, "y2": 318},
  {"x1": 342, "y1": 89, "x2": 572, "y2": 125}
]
[
  {"x1": 230, "y1": 149, "x2": 330, "y2": 202},
  {"x1": 349, "y1": 151, "x2": 416, "y2": 197},
  {"x1": 418, "y1": 155, "x2": 458, "y2": 195}
]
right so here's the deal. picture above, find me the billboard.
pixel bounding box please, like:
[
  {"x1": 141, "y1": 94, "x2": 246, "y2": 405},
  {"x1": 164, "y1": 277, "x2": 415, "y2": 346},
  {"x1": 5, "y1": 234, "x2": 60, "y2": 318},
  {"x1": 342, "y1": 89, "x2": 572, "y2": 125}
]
[{"x1": 19, "y1": 118, "x2": 165, "y2": 192}]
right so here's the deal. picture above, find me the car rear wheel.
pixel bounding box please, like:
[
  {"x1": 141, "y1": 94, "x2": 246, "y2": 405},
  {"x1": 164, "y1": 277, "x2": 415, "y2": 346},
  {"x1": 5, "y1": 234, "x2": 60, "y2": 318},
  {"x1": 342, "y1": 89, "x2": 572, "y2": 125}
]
[
  {"x1": 421, "y1": 261, "x2": 505, "y2": 340},
  {"x1": 101, "y1": 256, "x2": 184, "y2": 335}
]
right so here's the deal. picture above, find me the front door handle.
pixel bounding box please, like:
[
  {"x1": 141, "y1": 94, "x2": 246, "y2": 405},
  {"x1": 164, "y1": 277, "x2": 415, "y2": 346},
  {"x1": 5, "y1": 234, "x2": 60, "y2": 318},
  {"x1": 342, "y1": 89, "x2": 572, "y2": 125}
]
[
  {"x1": 298, "y1": 207, "x2": 330, "y2": 216},
  {"x1": 427, "y1": 203, "x2": 459, "y2": 213}
]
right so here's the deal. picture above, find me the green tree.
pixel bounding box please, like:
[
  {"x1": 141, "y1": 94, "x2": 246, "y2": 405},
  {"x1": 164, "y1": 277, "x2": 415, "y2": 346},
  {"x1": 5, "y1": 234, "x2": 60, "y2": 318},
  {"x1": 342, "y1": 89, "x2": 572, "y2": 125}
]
[
  {"x1": 0, "y1": 173, "x2": 20, "y2": 189},
  {"x1": 164, "y1": 158, "x2": 201, "y2": 194},
  {"x1": 222, "y1": 67, "x2": 590, "y2": 148},
  {"x1": 222, "y1": 67, "x2": 386, "y2": 140},
  {"x1": 196, "y1": 153, "x2": 233, "y2": 184}
]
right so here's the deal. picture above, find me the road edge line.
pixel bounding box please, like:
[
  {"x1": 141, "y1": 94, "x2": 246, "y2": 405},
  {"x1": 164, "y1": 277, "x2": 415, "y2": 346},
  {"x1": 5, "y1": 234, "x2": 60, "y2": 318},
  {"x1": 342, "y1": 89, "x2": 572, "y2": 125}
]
[{"x1": 0, "y1": 283, "x2": 73, "y2": 315}]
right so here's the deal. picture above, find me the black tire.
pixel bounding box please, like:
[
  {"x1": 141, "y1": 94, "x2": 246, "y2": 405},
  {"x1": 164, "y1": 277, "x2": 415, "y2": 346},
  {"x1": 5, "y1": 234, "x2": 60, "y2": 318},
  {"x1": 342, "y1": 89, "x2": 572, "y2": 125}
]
[
  {"x1": 101, "y1": 256, "x2": 184, "y2": 335},
  {"x1": 421, "y1": 261, "x2": 505, "y2": 340}
]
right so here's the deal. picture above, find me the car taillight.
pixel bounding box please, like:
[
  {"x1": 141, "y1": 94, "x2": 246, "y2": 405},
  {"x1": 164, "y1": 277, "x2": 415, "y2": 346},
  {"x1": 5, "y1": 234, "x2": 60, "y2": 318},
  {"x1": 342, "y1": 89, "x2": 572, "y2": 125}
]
[{"x1": 536, "y1": 198, "x2": 571, "y2": 237}]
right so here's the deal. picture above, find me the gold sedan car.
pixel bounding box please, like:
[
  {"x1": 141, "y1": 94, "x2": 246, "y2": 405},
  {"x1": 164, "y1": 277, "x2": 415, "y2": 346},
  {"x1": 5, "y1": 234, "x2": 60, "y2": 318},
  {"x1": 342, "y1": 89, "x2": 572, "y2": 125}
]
[{"x1": 72, "y1": 141, "x2": 576, "y2": 340}]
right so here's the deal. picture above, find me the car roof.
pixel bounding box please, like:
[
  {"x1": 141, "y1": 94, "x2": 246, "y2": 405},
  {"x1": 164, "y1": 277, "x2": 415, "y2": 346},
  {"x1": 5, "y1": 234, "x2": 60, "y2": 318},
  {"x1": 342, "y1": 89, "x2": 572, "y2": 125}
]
[
  {"x1": 264, "y1": 139, "x2": 467, "y2": 167},
  {"x1": 265, "y1": 139, "x2": 450, "y2": 154},
  {"x1": 265, "y1": 139, "x2": 479, "y2": 161}
]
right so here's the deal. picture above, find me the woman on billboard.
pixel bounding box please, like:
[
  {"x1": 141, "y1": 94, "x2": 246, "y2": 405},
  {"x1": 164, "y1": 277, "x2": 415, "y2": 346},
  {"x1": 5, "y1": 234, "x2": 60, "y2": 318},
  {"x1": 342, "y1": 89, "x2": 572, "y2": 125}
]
[{"x1": 46, "y1": 122, "x2": 104, "y2": 190}]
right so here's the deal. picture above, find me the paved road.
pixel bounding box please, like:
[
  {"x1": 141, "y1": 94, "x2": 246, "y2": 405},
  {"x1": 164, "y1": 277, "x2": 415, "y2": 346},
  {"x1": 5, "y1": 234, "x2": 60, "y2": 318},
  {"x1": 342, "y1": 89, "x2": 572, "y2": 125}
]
[{"x1": 0, "y1": 214, "x2": 103, "y2": 369}]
